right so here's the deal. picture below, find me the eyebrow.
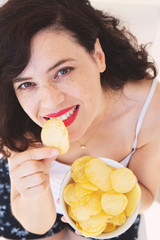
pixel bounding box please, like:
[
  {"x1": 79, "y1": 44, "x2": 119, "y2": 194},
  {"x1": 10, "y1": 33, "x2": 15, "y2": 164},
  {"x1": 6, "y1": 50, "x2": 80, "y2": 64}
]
[
  {"x1": 13, "y1": 58, "x2": 75, "y2": 83},
  {"x1": 47, "y1": 58, "x2": 75, "y2": 72}
]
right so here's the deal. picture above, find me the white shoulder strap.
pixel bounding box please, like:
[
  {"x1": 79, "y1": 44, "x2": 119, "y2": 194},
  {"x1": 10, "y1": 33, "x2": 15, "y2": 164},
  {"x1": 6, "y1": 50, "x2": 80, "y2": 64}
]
[{"x1": 132, "y1": 78, "x2": 158, "y2": 150}]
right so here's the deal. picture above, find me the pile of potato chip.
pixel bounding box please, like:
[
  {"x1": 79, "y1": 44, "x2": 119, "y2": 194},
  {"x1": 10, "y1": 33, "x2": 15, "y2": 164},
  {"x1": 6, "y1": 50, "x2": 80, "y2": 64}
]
[{"x1": 63, "y1": 156, "x2": 141, "y2": 238}]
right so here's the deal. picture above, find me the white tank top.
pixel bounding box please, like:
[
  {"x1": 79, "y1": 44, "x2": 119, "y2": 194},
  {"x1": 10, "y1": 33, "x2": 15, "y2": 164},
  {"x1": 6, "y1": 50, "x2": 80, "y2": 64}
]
[{"x1": 49, "y1": 78, "x2": 158, "y2": 214}]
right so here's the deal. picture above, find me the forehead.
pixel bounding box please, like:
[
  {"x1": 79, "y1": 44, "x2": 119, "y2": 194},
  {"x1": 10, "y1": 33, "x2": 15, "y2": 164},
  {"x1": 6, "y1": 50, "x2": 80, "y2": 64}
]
[
  {"x1": 18, "y1": 29, "x2": 91, "y2": 76},
  {"x1": 30, "y1": 29, "x2": 79, "y2": 55}
]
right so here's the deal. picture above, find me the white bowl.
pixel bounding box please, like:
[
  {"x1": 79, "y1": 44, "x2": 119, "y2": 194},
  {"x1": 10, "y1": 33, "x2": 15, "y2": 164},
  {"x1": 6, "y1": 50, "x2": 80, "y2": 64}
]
[{"x1": 60, "y1": 157, "x2": 140, "y2": 239}]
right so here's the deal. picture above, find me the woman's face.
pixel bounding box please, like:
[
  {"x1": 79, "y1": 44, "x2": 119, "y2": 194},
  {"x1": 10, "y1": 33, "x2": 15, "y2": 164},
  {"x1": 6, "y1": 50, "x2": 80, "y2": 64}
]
[{"x1": 13, "y1": 29, "x2": 106, "y2": 141}]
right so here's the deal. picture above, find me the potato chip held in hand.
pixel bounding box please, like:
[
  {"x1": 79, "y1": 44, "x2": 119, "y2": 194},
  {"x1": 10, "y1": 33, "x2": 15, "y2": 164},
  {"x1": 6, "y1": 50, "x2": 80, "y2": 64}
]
[{"x1": 41, "y1": 118, "x2": 69, "y2": 154}]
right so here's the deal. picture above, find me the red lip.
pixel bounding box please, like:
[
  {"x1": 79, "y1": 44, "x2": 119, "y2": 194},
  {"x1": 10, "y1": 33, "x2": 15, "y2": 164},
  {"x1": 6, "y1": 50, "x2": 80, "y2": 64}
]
[
  {"x1": 63, "y1": 106, "x2": 79, "y2": 127},
  {"x1": 44, "y1": 105, "x2": 79, "y2": 127},
  {"x1": 45, "y1": 106, "x2": 76, "y2": 118}
]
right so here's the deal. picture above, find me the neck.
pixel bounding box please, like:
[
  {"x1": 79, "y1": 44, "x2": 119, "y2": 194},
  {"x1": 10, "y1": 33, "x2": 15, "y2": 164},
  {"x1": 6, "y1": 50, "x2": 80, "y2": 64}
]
[{"x1": 76, "y1": 91, "x2": 110, "y2": 148}]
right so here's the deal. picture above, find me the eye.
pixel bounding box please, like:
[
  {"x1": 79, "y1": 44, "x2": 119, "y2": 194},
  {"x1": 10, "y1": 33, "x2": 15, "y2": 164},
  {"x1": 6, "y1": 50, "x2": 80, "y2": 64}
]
[
  {"x1": 17, "y1": 82, "x2": 35, "y2": 90},
  {"x1": 55, "y1": 67, "x2": 73, "y2": 78}
]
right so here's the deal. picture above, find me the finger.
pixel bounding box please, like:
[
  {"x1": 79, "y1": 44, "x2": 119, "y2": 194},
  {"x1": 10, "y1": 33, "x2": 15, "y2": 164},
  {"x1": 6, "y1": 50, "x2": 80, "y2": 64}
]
[
  {"x1": 10, "y1": 163, "x2": 48, "y2": 188},
  {"x1": 43, "y1": 158, "x2": 52, "y2": 170},
  {"x1": 21, "y1": 172, "x2": 47, "y2": 189},
  {"x1": 56, "y1": 198, "x2": 60, "y2": 204},
  {"x1": 27, "y1": 147, "x2": 59, "y2": 161},
  {"x1": 61, "y1": 216, "x2": 67, "y2": 223},
  {"x1": 75, "y1": 230, "x2": 82, "y2": 235},
  {"x1": 20, "y1": 174, "x2": 50, "y2": 198},
  {"x1": 9, "y1": 147, "x2": 59, "y2": 169},
  {"x1": 20, "y1": 159, "x2": 50, "y2": 177},
  {"x1": 10, "y1": 158, "x2": 51, "y2": 182}
]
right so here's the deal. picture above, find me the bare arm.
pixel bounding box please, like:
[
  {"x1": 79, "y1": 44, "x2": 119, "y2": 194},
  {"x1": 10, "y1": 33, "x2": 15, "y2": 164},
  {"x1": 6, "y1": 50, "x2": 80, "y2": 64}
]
[
  {"x1": 128, "y1": 137, "x2": 160, "y2": 213},
  {"x1": 8, "y1": 147, "x2": 59, "y2": 234}
]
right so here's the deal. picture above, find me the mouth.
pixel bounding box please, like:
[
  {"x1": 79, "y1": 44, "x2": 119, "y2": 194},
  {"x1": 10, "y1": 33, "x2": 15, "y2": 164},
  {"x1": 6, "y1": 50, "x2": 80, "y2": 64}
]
[{"x1": 44, "y1": 105, "x2": 79, "y2": 127}]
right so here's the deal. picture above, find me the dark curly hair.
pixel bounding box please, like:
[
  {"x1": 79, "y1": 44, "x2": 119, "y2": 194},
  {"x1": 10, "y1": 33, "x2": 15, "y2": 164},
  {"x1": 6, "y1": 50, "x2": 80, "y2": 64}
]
[{"x1": 0, "y1": 0, "x2": 157, "y2": 156}]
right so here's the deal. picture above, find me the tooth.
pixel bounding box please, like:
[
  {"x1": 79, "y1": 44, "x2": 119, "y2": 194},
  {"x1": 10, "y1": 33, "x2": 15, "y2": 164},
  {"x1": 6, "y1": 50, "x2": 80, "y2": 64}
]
[
  {"x1": 61, "y1": 115, "x2": 67, "y2": 121},
  {"x1": 66, "y1": 112, "x2": 70, "y2": 117},
  {"x1": 64, "y1": 115, "x2": 68, "y2": 120},
  {"x1": 54, "y1": 106, "x2": 77, "y2": 121}
]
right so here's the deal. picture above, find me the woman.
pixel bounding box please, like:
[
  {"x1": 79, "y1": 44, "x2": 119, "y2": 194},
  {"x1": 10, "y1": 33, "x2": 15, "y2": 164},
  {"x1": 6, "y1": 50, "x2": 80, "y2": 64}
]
[{"x1": 0, "y1": 0, "x2": 160, "y2": 239}]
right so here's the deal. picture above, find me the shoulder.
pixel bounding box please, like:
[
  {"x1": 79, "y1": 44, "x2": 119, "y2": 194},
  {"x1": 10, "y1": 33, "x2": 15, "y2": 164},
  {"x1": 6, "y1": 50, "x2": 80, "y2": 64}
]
[
  {"x1": 136, "y1": 79, "x2": 160, "y2": 147},
  {"x1": 128, "y1": 80, "x2": 160, "y2": 201},
  {"x1": 146, "y1": 79, "x2": 160, "y2": 126}
]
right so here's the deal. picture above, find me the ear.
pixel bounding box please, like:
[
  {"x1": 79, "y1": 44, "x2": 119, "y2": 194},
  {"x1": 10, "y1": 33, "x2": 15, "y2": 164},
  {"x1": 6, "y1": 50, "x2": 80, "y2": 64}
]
[{"x1": 93, "y1": 38, "x2": 106, "y2": 73}]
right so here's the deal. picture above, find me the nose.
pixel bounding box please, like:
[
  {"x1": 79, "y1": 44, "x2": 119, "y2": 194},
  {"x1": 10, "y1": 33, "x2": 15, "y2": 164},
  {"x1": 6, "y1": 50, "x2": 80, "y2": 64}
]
[{"x1": 39, "y1": 83, "x2": 65, "y2": 109}]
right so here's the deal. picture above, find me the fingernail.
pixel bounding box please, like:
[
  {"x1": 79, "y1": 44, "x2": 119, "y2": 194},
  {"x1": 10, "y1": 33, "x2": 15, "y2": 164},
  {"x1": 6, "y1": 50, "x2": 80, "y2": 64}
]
[
  {"x1": 51, "y1": 149, "x2": 59, "y2": 156},
  {"x1": 75, "y1": 230, "x2": 82, "y2": 235},
  {"x1": 61, "y1": 216, "x2": 67, "y2": 223},
  {"x1": 39, "y1": 142, "x2": 44, "y2": 147},
  {"x1": 56, "y1": 198, "x2": 60, "y2": 204}
]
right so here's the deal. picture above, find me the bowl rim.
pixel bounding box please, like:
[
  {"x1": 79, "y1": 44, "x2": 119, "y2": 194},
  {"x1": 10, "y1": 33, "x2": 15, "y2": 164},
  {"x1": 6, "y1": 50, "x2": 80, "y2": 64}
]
[{"x1": 60, "y1": 157, "x2": 140, "y2": 239}]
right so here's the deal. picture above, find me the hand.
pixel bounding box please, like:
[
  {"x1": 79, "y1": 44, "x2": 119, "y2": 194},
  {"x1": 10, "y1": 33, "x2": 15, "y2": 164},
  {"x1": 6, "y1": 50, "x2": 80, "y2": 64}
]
[
  {"x1": 56, "y1": 198, "x2": 82, "y2": 236},
  {"x1": 8, "y1": 147, "x2": 59, "y2": 198}
]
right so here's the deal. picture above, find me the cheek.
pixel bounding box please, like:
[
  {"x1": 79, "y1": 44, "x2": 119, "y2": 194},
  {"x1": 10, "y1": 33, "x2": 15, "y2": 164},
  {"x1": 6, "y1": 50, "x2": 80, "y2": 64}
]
[
  {"x1": 70, "y1": 77, "x2": 102, "y2": 114},
  {"x1": 17, "y1": 95, "x2": 37, "y2": 119}
]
